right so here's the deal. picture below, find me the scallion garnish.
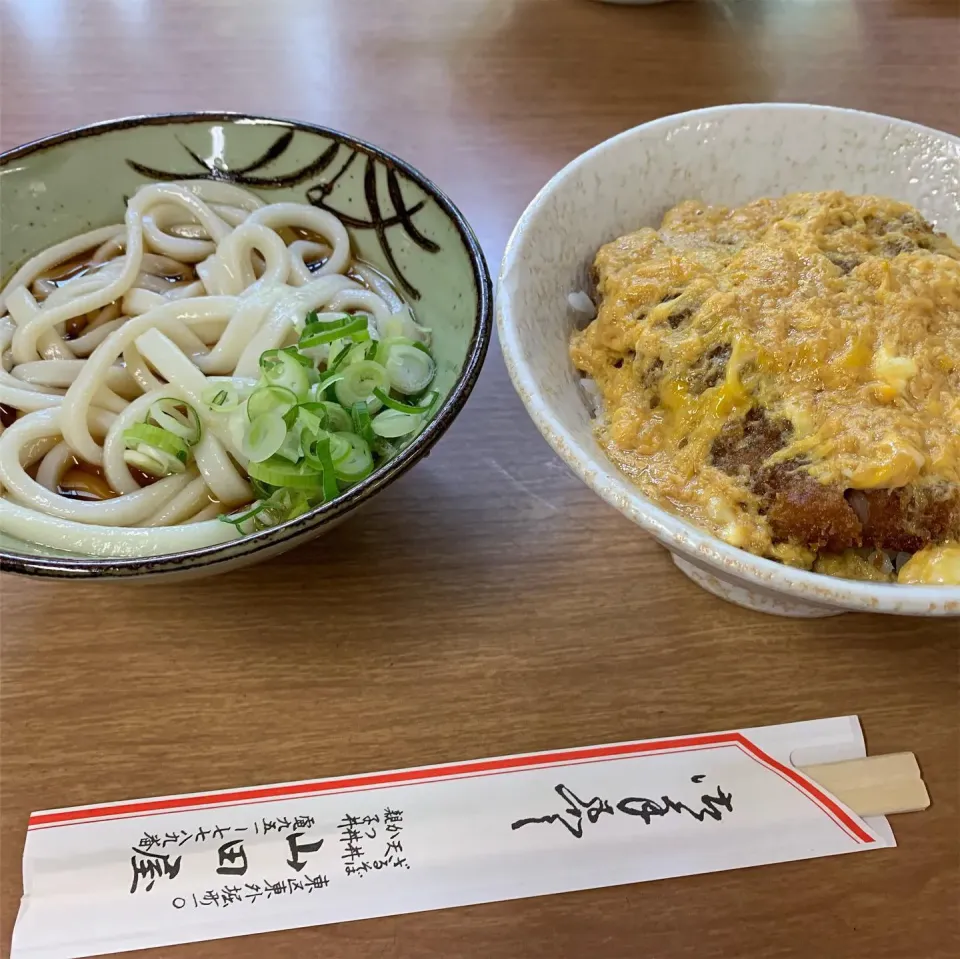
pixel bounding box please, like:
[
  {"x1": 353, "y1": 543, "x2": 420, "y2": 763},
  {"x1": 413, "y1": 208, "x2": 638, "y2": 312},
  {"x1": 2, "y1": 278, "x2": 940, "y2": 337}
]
[
  {"x1": 304, "y1": 436, "x2": 340, "y2": 502},
  {"x1": 246, "y1": 456, "x2": 326, "y2": 491},
  {"x1": 148, "y1": 399, "x2": 202, "y2": 446},
  {"x1": 384, "y1": 343, "x2": 435, "y2": 394},
  {"x1": 123, "y1": 422, "x2": 190, "y2": 460},
  {"x1": 370, "y1": 408, "x2": 422, "y2": 439},
  {"x1": 202, "y1": 384, "x2": 243, "y2": 413},
  {"x1": 218, "y1": 302, "x2": 436, "y2": 532},
  {"x1": 295, "y1": 403, "x2": 328, "y2": 437},
  {"x1": 333, "y1": 360, "x2": 391, "y2": 409},
  {"x1": 321, "y1": 401, "x2": 352, "y2": 433},
  {"x1": 259, "y1": 349, "x2": 310, "y2": 397},
  {"x1": 375, "y1": 336, "x2": 432, "y2": 365},
  {"x1": 300, "y1": 315, "x2": 369, "y2": 349},
  {"x1": 372, "y1": 388, "x2": 439, "y2": 415},
  {"x1": 351, "y1": 401, "x2": 375, "y2": 445},
  {"x1": 332, "y1": 432, "x2": 374, "y2": 483},
  {"x1": 219, "y1": 499, "x2": 272, "y2": 532},
  {"x1": 247, "y1": 384, "x2": 298, "y2": 421},
  {"x1": 302, "y1": 311, "x2": 352, "y2": 334},
  {"x1": 275, "y1": 425, "x2": 304, "y2": 464},
  {"x1": 241, "y1": 412, "x2": 287, "y2": 463},
  {"x1": 250, "y1": 477, "x2": 275, "y2": 500}
]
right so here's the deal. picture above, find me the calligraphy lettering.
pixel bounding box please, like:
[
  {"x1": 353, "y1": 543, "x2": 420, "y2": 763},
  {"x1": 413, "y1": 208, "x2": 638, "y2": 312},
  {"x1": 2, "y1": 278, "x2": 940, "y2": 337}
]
[
  {"x1": 510, "y1": 784, "x2": 614, "y2": 839},
  {"x1": 130, "y1": 848, "x2": 182, "y2": 894},
  {"x1": 286, "y1": 832, "x2": 324, "y2": 873},
  {"x1": 616, "y1": 786, "x2": 734, "y2": 824},
  {"x1": 511, "y1": 777, "x2": 733, "y2": 840},
  {"x1": 216, "y1": 839, "x2": 248, "y2": 876}
]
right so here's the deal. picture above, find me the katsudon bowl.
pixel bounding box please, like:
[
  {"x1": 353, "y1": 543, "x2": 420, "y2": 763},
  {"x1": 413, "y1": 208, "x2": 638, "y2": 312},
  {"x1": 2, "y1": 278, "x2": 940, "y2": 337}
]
[{"x1": 498, "y1": 103, "x2": 960, "y2": 617}]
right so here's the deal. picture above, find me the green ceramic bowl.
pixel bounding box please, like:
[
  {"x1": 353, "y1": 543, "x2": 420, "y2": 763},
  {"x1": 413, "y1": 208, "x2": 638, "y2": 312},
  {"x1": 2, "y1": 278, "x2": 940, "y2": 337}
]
[{"x1": 0, "y1": 113, "x2": 492, "y2": 579}]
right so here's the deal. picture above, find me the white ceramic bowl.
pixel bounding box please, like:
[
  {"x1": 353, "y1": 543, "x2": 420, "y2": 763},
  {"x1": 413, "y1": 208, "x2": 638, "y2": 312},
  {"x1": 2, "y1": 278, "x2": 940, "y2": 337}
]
[{"x1": 498, "y1": 103, "x2": 960, "y2": 618}]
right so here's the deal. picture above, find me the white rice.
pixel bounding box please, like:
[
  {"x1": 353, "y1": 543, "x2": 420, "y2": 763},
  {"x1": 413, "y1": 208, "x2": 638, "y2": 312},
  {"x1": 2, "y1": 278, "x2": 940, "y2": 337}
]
[
  {"x1": 568, "y1": 290, "x2": 596, "y2": 317},
  {"x1": 579, "y1": 376, "x2": 603, "y2": 417}
]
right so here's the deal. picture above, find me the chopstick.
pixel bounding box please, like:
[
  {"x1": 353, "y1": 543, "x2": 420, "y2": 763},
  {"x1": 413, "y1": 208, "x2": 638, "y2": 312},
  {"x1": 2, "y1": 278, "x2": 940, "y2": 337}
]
[{"x1": 797, "y1": 752, "x2": 930, "y2": 818}]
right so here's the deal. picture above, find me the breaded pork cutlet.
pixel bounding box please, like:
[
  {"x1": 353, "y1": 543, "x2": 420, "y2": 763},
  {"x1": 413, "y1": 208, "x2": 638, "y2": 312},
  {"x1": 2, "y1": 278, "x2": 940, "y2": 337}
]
[{"x1": 709, "y1": 408, "x2": 960, "y2": 554}]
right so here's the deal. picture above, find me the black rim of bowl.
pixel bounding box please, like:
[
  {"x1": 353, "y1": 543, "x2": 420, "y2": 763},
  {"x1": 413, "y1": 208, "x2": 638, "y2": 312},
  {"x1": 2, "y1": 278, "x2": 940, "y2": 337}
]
[{"x1": 0, "y1": 112, "x2": 493, "y2": 579}]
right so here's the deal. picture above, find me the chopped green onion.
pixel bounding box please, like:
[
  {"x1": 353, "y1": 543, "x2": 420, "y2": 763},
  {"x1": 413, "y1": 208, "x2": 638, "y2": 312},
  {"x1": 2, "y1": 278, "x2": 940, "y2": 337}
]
[
  {"x1": 414, "y1": 389, "x2": 441, "y2": 411},
  {"x1": 333, "y1": 360, "x2": 390, "y2": 410},
  {"x1": 374, "y1": 336, "x2": 432, "y2": 366},
  {"x1": 278, "y1": 489, "x2": 313, "y2": 521},
  {"x1": 330, "y1": 433, "x2": 352, "y2": 464},
  {"x1": 373, "y1": 437, "x2": 400, "y2": 459},
  {"x1": 259, "y1": 348, "x2": 310, "y2": 398},
  {"x1": 302, "y1": 436, "x2": 341, "y2": 502},
  {"x1": 303, "y1": 430, "x2": 350, "y2": 469},
  {"x1": 250, "y1": 477, "x2": 275, "y2": 500},
  {"x1": 345, "y1": 341, "x2": 376, "y2": 366},
  {"x1": 321, "y1": 401, "x2": 352, "y2": 432},
  {"x1": 230, "y1": 318, "x2": 433, "y2": 532},
  {"x1": 284, "y1": 345, "x2": 314, "y2": 367},
  {"x1": 282, "y1": 403, "x2": 301, "y2": 430},
  {"x1": 380, "y1": 310, "x2": 431, "y2": 342},
  {"x1": 302, "y1": 311, "x2": 351, "y2": 335},
  {"x1": 372, "y1": 388, "x2": 439, "y2": 415},
  {"x1": 323, "y1": 337, "x2": 350, "y2": 370},
  {"x1": 295, "y1": 403, "x2": 328, "y2": 437},
  {"x1": 275, "y1": 426, "x2": 304, "y2": 464},
  {"x1": 247, "y1": 456, "x2": 326, "y2": 491},
  {"x1": 328, "y1": 432, "x2": 352, "y2": 465},
  {"x1": 247, "y1": 384, "x2": 298, "y2": 421},
  {"x1": 370, "y1": 408, "x2": 422, "y2": 439},
  {"x1": 148, "y1": 399, "x2": 202, "y2": 445},
  {"x1": 221, "y1": 484, "x2": 321, "y2": 533},
  {"x1": 260, "y1": 488, "x2": 312, "y2": 523},
  {"x1": 123, "y1": 446, "x2": 187, "y2": 477},
  {"x1": 385, "y1": 344, "x2": 435, "y2": 394},
  {"x1": 333, "y1": 431, "x2": 374, "y2": 483},
  {"x1": 123, "y1": 423, "x2": 189, "y2": 461},
  {"x1": 219, "y1": 499, "x2": 271, "y2": 532},
  {"x1": 203, "y1": 385, "x2": 241, "y2": 413},
  {"x1": 242, "y1": 412, "x2": 287, "y2": 462},
  {"x1": 351, "y1": 401, "x2": 375, "y2": 445},
  {"x1": 309, "y1": 374, "x2": 344, "y2": 400},
  {"x1": 300, "y1": 316, "x2": 369, "y2": 349}
]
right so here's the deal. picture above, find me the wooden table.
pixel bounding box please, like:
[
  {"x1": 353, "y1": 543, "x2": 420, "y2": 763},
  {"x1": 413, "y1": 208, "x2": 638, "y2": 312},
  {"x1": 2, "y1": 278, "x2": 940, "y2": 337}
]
[{"x1": 1, "y1": 1, "x2": 958, "y2": 956}]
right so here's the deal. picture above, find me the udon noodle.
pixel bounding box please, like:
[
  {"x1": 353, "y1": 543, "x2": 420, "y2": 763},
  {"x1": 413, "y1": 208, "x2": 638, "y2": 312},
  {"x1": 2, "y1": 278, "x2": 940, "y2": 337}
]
[{"x1": 0, "y1": 181, "x2": 433, "y2": 559}]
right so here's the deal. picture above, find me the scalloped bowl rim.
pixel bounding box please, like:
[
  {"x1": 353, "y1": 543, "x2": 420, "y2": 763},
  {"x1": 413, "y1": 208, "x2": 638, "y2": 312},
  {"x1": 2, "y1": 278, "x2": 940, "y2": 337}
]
[
  {"x1": 0, "y1": 112, "x2": 493, "y2": 578},
  {"x1": 498, "y1": 103, "x2": 960, "y2": 616}
]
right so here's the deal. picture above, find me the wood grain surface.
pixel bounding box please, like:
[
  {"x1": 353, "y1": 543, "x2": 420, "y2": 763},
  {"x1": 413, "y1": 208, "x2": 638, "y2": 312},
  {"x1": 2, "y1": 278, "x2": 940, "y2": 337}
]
[{"x1": 1, "y1": 1, "x2": 958, "y2": 957}]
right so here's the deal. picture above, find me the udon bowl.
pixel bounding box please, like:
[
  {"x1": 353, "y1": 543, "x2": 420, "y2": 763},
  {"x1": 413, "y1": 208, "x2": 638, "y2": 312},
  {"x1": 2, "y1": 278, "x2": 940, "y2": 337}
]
[
  {"x1": 498, "y1": 103, "x2": 960, "y2": 618},
  {"x1": 0, "y1": 113, "x2": 491, "y2": 579}
]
